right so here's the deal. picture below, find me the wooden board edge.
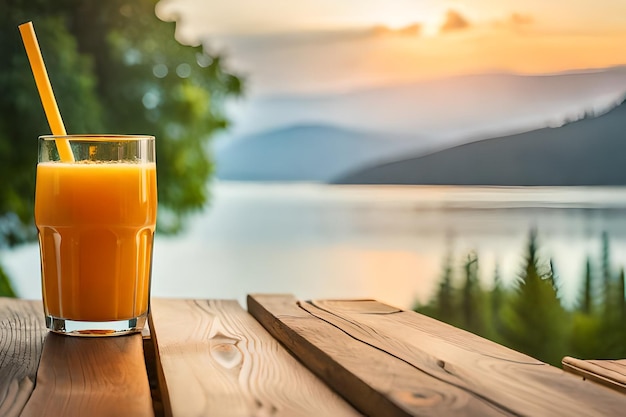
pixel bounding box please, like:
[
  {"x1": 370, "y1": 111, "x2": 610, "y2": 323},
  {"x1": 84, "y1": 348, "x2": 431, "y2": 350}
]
[
  {"x1": 309, "y1": 299, "x2": 403, "y2": 314},
  {"x1": 148, "y1": 310, "x2": 173, "y2": 417},
  {"x1": 586, "y1": 360, "x2": 626, "y2": 380},
  {"x1": 247, "y1": 294, "x2": 411, "y2": 417},
  {"x1": 562, "y1": 357, "x2": 626, "y2": 395}
]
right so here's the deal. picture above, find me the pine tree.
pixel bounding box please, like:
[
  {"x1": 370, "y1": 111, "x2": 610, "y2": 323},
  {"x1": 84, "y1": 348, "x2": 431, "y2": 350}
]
[
  {"x1": 571, "y1": 256, "x2": 603, "y2": 358},
  {"x1": 618, "y1": 268, "x2": 625, "y2": 322},
  {"x1": 579, "y1": 257, "x2": 593, "y2": 315},
  {"x1": 459, "y1": 252, "x2": 487, "y2": 336},
  {"x1": 597, "y1": 232, "x2": 623, "y2": 357},
  {"x1": 436, "y1": 252, "x2": 456, "y2": 324},
  {"x1": 500, "y1": 229, "x2": 569, "y2": 366},
  {"x1": 414, "y1": 251, "x2": 458, "y2": 326},
  {"x1": 489, "y1": 262, "x2": 506, "y2": 343},
  {"x1": 618, "y1": 268, "x2": 626, "y2": 357},
  {"x1": 601, "y1": 231, "x2": 613, "y2": 317}
]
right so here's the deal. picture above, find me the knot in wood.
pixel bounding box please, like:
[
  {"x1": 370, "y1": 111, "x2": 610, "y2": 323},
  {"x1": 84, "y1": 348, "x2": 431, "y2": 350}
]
[{"x1": 209, "y1": 335, "x2": 243, "y2": 369}]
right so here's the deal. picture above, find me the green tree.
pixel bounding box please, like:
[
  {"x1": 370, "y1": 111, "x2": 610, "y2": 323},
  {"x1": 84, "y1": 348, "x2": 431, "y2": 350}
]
[
  {"x1": 558, "y1": 233, "x2": 626, "y2": 359},
  {"x1": 459, "y1": 252, "x2": 487, "y2": 336},
  {"x1": 4, "y1": 0, "x2": 242, "y2": 234},
  {"x1": 415, "y1": 251, "x2": 458, "y2": 325},
  {"x1": 435, "y1": 251, "x2": 457, "y2": 324},
  {"x1": 579, "y1": 257, "x2": 594, "y2": 315},
  {"x1": 1, "y1": 1, "x2": 243, "y2": 294},
  {"x1": 618, "y1": 267, "x2": 625, "y2": 322},
  {"x1": 66, "y1": 1, "x2": 242, "y2": 232},
  {"x1": 417, "y1": 230, "x2": 626, "y2": 364},
  {"x1": 489, "y1": 262, "x2": 506, "y2": 343},
  {"x1": 2, "y1": 10, "x2": 102, "y2": 247},
  {"x1": 500, "y1": 229, "x2": 569, "y2": 366},
  {"x1": 618, "y1": 268, "x2": 626, "y2": 356},
  {"x1": 595, "y1": 232, "x2": 626, "y2": 357},
  {"x1": 0, "y1": 262, "x2": 17, "y2": 297},
  {"x1": 600, "y1": 231, "x2": 613, "y2": 317},
  {"x1": 570, "y1": 311, "x2": 602, "y2": 359},
  {"x1": 570, "y1": 257, "x2": 602, "y2": 359}
]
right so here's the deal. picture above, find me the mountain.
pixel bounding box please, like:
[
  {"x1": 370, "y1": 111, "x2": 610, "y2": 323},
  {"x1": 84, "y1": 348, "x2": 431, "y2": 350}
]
[
  {"x1": 333, "y1": 99, "x2": 626, "y2": 186},
  {"x1": 214, "y1": 124, "x2": 420, "y2": 182},
  {"x1": 225, "y1": 67, "x2": 626, "y2": 146},
  {"x1": 216, "y1": 67, "x2": 626, "y2": 183}
]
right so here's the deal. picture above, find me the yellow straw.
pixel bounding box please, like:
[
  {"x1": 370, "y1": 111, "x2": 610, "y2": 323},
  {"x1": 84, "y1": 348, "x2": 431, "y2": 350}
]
[{"x1": 19, "y1": 21, "x2": 74, "y2": 162}]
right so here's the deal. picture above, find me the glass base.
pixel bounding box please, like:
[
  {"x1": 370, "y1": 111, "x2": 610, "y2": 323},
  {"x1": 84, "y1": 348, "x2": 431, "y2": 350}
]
[{"x1": 45, "y1": 314, "x2": 147, "y2": 337}]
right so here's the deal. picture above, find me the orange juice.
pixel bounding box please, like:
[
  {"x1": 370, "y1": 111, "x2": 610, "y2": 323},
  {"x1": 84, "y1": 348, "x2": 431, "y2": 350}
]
[{"x1": 35, "y1": 161, "x2": 157, "y2": 322}]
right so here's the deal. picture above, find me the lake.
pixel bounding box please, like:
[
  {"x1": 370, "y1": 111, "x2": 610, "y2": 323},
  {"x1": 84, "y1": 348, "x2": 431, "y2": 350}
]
[{"x1": 4, "y1": 182, "x2": 626, "y2": 310}]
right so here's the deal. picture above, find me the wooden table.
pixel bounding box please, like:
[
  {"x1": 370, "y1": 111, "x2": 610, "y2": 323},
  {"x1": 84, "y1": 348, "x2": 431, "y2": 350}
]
[{"x1": 1, "y1": 295, "x2": 625, "y2": 417}]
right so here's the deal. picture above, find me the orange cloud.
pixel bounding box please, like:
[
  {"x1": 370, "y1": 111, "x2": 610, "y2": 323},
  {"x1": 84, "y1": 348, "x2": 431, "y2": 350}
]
[
  {"x1": 372, "y1": 23, "x2": 422, "y2": 37},
  {"x1": 509, "y1": 12, "x2": 533, "y2": 26},
  {"x1": 397, "y1": 23, "x2": 422, "y2": 36},
  {"x1": 493, "y1": 12, "x2": 534, "y2": 30},
  {"x1": 441, "y1": 10, "x2": 470, "y2": 33}
]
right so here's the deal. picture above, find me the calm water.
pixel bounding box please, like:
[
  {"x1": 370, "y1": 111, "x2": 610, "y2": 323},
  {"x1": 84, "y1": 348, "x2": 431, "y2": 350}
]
[{"x1": 5, "y1": 182, "x2": 626, "y2": 309}]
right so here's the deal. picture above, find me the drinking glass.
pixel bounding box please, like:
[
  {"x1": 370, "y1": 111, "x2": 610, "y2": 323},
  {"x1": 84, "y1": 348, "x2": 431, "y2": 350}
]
[{"x1": 35, "y1": 135, "x2": 157, "y2": 336}]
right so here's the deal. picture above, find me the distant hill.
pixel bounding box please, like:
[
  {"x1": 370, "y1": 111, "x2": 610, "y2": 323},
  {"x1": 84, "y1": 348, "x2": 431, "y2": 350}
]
[
  {"x1": 214, "y1": 124, "x2": 420, "y2": 182},
  {"x1": 216, "y1": 68, "x2": 626, "y2": 183},
  {"x1": 226, "y1": 66, "x2": 626, "y2": 145},
  {"x1": 333, "y1": 99, "x2": 626, "y2": 186}
]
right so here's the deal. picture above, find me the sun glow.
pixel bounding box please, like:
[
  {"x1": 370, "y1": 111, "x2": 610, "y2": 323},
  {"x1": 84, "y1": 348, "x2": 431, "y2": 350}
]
[
  {"x1": 365, "y1": 4, "x2": 442, "y2": 37},
  {"x1": 159, "y1": 0, "x2": 626, "y2": 94}
]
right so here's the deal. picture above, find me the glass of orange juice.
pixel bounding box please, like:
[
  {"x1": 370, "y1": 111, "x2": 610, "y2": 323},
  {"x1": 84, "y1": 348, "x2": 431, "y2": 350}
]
[{"x1": 35, "y1": 135, "x2": 157, "y2": 336}]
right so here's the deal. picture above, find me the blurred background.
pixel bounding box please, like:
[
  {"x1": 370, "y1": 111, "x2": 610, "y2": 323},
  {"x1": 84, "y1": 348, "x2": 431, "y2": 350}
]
[{"x1": 2, "y1": 0, "x2": 626, "y2": 364}]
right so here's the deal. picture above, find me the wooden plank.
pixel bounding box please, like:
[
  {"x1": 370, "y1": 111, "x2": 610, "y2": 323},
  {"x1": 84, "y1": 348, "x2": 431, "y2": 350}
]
[
  {"x1": 306, "y1": 299, "x2": 626, "y2": 415},
  {"x1": 248, "y1": 294, "x2": 510, "y2": 417},
  {"x1": 0, "y1": 298, "x2": 47, "y2": 417},
  {"x1": 20, "y1": 333, "x2": 154, "y2": 417},
  {"x1": 149, "y1": 298, "x2": 361, "y2": 417},
  {"x1": 143, "y1": 337, "x2": 165, "y2": 417},
  {"x1": 303, "y1": 301, "x2": 626, "y2": 416},
  {"x1": 248, "y1": 295, "x2": 626, "y2": 417},
  {"x1": 562, "y1": 356, "x2": 626, "y2": 394}
]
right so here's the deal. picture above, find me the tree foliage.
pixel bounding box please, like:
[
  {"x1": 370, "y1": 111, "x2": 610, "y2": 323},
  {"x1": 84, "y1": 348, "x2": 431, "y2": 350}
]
[
  {"x1": 499, "y1": 230, "x2": 569, "y2": 365},
  {"x1": 0, "y1": 263, "x2": 17, "y2": 297},
  {"x1": 459, "y1": 252, "x2": 487, "y2": 335},
  {"x1": 416, "y1": 229, "x2": 626, "y2": 366},
  {"x1": 418, "y1": 251, "x2": 457, "y2": 325},
  {"x1": 1, "y1": 0, "x2": 243, "y2": 249}
]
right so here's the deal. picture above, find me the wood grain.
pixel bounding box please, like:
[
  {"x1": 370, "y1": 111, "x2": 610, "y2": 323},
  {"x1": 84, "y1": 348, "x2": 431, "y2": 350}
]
[
  {"x1": 149, "y1": 298, "x2": 361, "y2": 417},
  {"x1": 248, "y1": 295, "x2": 626, "y2": 417},
  {"x1": 307, "y1": 298, "x2": 626, "y2": 416},
  {"x1": 248, "y1": 294, "x2": 510, "y2": 417},
  {"x1": 0, "y1": 298, "x2": 47, "y2": 417},
  {"x1": 562, "y1": 356, "x2": 626, "y2": 394},
  {"x1": 20, "y1": 332, "x2": 154, "y2": 417}
]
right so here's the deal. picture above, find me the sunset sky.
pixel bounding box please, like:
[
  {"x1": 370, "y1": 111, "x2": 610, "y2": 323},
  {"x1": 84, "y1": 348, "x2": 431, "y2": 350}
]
[{"x1": 157, "y1": 0, "x2": 626, "y2": 94}]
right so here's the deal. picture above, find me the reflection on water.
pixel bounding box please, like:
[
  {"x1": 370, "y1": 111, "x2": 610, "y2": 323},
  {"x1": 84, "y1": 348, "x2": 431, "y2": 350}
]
[{"x1": 5, "y1": 182, "x2": 626, "y2": 309}]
